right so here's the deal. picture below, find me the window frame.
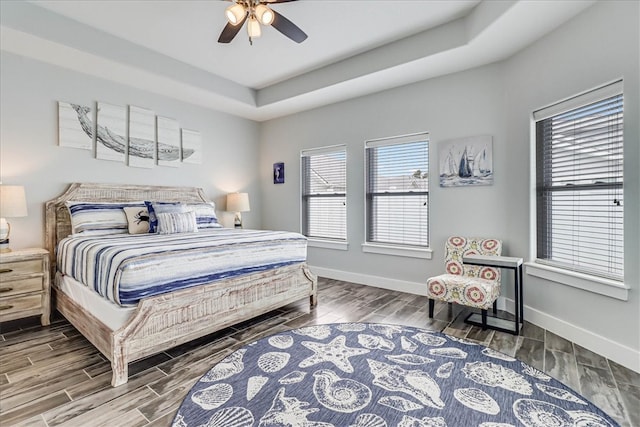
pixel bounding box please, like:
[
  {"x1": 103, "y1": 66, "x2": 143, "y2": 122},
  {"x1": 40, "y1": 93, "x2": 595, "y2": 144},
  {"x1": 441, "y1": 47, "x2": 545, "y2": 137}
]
[
  {"x1": 529, "y1": 80, "x2": 628, "y2": 300},
  {"x1": 362, "y1": 132, "x2": 432, "y2": 259},
  {"x1": 300, "y1": 145, "x2": 348, "y2": 249}
]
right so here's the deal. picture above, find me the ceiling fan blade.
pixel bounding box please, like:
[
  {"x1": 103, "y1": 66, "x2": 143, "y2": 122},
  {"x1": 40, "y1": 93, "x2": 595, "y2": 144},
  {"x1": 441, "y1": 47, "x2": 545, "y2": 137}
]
[
  {"x1": 218, "y1": 15, "x2": 247, "y2": 43},
  {"x1": 271, "y1": 9, "x2": 307, "y2": 43}
]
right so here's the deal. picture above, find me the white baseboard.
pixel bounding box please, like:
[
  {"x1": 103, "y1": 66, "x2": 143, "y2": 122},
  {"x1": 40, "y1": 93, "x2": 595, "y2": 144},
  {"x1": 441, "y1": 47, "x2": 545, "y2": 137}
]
[
  {"x1": 502, "y1": 297, "x2": 640, "y2": 373},
  {"x1": 310, "y1": 265, "x2": 640, "y2": 374},
  {"x1": 309, "y1": 265, "x2": 427, "y2": 296}
]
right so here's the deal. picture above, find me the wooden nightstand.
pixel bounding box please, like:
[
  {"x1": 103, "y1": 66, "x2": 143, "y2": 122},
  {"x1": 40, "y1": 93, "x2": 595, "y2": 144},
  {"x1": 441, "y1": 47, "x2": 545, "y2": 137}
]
[{"x1": 0, "y1": 248, "x2": 50, "y2": 326}]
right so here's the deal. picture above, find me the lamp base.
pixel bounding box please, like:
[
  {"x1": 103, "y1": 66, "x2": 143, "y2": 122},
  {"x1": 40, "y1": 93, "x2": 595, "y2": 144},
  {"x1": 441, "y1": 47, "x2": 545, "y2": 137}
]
[
  {"x1": 234, "y1": 212, "x2": 243, "y2": 229},
  {"x1": 0, "y1": 239, "x2": 11, "y2": 253}
]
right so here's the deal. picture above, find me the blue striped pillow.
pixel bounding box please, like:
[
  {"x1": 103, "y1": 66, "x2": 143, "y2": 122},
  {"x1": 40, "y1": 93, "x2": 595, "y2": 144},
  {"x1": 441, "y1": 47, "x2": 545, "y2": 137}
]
[
  {"x1": 66, "y1": 201, "x2": 145, "y2": 235},
  {"x1": 184, "y1": 202, "x2": 222, "y2": 229},
  {"x1": 145, "y1": 201, "x2": 186, "y2": 233},
  {"x1": 156, "y1": 211, "x2": 198, "y2": 234}
]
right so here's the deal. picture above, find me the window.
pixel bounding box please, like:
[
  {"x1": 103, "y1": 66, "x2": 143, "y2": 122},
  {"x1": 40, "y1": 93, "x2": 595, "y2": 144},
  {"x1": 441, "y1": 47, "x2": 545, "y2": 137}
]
[
  {"x1": 365, "y1": 133, "x2": 429, "y2": 249},
  {"x1": 301, "y1": 145, "x2": 346, "y2": 242},
  {"x1": 534, "y1": 81, "x2": 623, "y2": 281}
]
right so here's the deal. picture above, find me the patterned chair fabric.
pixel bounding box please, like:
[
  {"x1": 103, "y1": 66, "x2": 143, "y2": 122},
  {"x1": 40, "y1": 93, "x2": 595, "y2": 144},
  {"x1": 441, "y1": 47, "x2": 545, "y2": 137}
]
[{"x1": 427, "y1": 236, "x2": 502, "y2": 310}]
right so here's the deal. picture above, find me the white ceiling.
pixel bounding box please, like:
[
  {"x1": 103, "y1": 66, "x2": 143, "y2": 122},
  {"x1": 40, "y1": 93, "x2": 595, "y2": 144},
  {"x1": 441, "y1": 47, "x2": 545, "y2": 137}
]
[{"x1": 1, "y1": 0, "x2": 595, "y2": 121}]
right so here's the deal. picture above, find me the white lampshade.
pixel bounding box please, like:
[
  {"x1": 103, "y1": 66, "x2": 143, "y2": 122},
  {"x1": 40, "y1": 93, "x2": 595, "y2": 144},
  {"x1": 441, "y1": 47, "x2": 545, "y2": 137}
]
[
  {"x1": 225, "y1": 3, "x2": 246, "y2": 25},
  {"x1": 255, "y1": 4, "x2": 274, "y2": 26},
  {"x1": 227, "y1": 193, "x2": 250, "y2": 213},
  {"x1": 0, "y1": 185, "x2": 27, "y2": 249},
  {"x1": 0, "y1": 185, "x2": 28, "y2": 218},
  {"x1": 247, "y1": 16, "x2": 262, "y2": 38}
]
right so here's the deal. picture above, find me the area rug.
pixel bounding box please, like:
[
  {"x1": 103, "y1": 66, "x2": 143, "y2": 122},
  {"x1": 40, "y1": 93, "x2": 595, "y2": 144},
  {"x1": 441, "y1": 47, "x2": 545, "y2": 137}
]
[{"x1": 172, "y1": 323, "x2": 618, "y2": 427}]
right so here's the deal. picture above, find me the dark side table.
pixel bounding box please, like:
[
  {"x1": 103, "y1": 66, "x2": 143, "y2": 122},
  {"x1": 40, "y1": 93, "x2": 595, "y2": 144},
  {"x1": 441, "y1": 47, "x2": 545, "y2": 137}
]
[{"x1": 463, "y1": 254, "x2": 524, "y2": 335}]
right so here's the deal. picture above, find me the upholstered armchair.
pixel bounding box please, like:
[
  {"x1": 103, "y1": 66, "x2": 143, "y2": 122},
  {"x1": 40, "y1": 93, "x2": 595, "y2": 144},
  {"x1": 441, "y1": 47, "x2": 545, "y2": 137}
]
[{"x1": 426, "y1": 236, "x2": 502, "y2": 330}]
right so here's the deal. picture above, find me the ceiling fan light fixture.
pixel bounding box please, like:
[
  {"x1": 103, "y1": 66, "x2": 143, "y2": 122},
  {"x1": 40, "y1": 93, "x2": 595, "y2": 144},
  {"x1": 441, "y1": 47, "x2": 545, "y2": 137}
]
[
  {"x1": 225, "y1": 3, "x2": 246, "y2": 25},
  {"x1": 255, "y1": 4, "x2": 274, "y2": 26},
  {"x1": 247, "y1": 15, "x2": 262, "y2": 38}
]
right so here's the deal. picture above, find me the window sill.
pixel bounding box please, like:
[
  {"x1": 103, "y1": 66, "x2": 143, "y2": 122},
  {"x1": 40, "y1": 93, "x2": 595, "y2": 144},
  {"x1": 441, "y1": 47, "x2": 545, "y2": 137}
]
[
  {"x1": 362, "y1": 243, "x2": 432, "y2": 259},
  {"x1": 307, "y1": 239, "x2": 349, "y2": 251},
  {"x1": 526, "y1": 261, "x2": 629, "y2": 301}
]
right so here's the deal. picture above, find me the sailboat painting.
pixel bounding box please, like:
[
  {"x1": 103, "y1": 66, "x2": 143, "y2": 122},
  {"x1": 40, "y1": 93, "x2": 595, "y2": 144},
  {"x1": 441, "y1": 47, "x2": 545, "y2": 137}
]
[{"x1": 439, "y1": 135, "x2": 493, "y2": 187}]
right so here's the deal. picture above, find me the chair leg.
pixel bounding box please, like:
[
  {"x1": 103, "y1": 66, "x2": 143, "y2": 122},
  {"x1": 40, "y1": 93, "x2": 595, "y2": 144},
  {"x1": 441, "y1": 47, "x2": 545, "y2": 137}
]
[
  {"x1": 493, "y1": 300, "x2": 498, "y2": 315},
  {"x1": 428, "y1": 299, "x2": 435, "y2": 318},
  {"x1": 481, "y1": 309, "x2": 488, "y2": 330}
]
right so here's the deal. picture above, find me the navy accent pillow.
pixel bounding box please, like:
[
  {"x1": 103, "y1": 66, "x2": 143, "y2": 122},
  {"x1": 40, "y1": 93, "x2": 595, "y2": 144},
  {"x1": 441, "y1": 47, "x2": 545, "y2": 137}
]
[{"x1": 144, "y1": 201, "x2": 185, "y2": 233}]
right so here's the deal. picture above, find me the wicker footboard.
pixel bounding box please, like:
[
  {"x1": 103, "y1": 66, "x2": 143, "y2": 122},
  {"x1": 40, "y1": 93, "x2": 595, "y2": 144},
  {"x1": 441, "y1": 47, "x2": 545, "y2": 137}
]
[{"x1": 56, "y1": 263, "x2": 317, "y2": 386}]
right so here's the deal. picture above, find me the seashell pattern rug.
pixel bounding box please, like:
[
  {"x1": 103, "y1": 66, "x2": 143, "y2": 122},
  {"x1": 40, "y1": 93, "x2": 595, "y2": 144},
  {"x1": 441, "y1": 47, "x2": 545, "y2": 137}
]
[{"x1": 172, "y1": 323, "x2": 618, "y2": 427}]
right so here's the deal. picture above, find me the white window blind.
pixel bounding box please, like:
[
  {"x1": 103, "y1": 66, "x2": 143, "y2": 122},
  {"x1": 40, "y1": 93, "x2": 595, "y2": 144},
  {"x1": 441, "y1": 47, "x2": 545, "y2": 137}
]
[
  {"x1": 301, "y1": 146, "x2": 346, "y2": 241},
  {"x1": 535, "y1": 83, "x2": 623, "y2": 281},
  {"x1": 365, "y1": 133, "x2": 429, "y2": 248}
]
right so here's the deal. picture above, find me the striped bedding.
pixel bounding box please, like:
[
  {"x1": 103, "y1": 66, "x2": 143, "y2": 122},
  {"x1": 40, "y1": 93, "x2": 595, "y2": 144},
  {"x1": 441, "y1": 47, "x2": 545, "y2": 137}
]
[{"x1": 57, "y1": 229, "x2": 307, "y2": 307}]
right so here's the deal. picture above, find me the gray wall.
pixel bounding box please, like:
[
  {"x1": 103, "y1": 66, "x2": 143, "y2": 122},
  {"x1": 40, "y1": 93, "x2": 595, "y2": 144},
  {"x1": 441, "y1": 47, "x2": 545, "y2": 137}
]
[
  {"x1": 1, "y1": 52, "x2": 262, "y2": 247},
  {"x1": 260, "y1": 63, "x2": 508, "y2": 286},
  {"x1": 260, "y1": 1, "x2": 639, "y2": 368}
]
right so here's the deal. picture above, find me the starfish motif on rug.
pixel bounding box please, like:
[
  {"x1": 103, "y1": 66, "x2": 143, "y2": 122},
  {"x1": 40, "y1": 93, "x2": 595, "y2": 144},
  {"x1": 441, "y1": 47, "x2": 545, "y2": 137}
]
[{"x1": 299, "y1": 335, "x2": 370, "y2": 373}]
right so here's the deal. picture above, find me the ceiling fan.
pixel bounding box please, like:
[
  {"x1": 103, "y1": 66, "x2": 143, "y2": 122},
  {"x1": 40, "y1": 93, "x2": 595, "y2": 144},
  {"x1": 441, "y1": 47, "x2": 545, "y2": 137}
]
[{"x1": 218, "y1": 0, "x2": 308, "y2": 45}]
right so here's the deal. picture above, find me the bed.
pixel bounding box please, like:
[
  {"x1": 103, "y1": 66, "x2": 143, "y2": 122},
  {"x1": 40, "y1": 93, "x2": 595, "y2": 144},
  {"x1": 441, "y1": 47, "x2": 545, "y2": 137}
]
[{"x1": 45, "y1": 183, "x2": 317, "y2": 387}]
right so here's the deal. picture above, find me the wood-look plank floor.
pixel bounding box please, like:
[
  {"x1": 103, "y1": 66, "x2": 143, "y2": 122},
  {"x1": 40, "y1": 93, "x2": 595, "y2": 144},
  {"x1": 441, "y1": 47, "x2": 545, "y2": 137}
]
[{"x1": 1, "y1": 278, "x2": 638, "y2": 426}]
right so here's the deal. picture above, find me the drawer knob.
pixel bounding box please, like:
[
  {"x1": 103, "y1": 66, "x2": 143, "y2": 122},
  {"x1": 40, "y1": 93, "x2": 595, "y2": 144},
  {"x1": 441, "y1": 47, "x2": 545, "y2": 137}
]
[
  {"x1": 0, "y1": 287, "x2": 13, "y2": 293},
  {"x1": 0, "y1": 305, "x2": 14, "y2": 311},
  {"x1": 0, "y1": 268, "x2": 13, "y2": 274}
]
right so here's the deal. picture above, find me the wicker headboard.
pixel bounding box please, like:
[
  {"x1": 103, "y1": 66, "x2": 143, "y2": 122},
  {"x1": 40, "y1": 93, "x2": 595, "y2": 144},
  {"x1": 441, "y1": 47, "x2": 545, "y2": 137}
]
[{"x1": 44, "y1": 183, "x2": 209, "y2": 277}]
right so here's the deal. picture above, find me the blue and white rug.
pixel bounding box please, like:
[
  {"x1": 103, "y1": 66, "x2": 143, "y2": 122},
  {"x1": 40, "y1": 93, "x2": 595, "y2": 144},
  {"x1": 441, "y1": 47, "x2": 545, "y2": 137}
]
[{"x1": 172, "y1": 323, "x2": 618, "y2": 427}]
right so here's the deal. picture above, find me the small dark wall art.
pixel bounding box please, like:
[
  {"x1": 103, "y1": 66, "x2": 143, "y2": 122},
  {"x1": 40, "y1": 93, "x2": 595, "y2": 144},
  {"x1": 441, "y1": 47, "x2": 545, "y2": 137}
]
[{"x1": 273, "y1": 162, "x2": 285, "y2": 184}]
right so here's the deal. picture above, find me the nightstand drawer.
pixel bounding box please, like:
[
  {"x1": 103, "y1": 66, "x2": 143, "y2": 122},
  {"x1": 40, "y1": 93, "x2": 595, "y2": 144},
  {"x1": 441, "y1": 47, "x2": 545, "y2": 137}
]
[
  {"x1": 0, "y1": 294, "x2": 42, "y2": 318},
  {"x1": 0, "y1": 277, "x2": 43, "y2": 297},
  {"x1": 0, "y1": 248, "x2": 50, "y2": 326},
  {"x1": 0, "y1": 260, "x2": 43, "y2": 279}
]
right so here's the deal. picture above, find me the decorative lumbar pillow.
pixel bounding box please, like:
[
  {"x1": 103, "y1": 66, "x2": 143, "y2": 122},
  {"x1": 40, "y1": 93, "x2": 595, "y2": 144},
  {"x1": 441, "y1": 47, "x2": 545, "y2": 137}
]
[
  {"x1": 122, "y1": 206, "x2": 150, "y2": 234},
  {"x1": 156, "y1": 211, "x2": 198, "y2": 234},
  {"x1": 144, "y1": 201, "x2": 186, "y2": 233},
  {"x1": 66, "y1": 201, "x2": 145, "y2": 235},
  {"x1": 184, "y1": 202, "x2": 222, "y2": 229}
]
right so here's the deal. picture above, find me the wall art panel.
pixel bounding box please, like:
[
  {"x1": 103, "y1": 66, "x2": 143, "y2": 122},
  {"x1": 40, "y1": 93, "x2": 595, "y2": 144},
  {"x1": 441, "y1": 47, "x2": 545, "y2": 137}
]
[
  {"x1": 181, "y1": 129, "x2": 202, "y2": 164},
  {"x1": 58, "y1": 101, "x2": 93, "y2": 150},
  {"x1": 96, "y1": 102, "x2": 126, "y2": 162},
  {"x1": 128, "y1": 105, "x2": 155, "y2": 168},
  {"x1": 157, "y1": 116, "x2": 181, "y2": 167}
]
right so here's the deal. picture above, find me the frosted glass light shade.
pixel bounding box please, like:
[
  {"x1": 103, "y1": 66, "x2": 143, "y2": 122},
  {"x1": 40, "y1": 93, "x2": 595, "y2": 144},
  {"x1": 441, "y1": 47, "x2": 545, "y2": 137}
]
[
  {"x1": 255, "y1": 5, "x2": 274, "y2": 25},
  {"x1": 247, "y1": 16, "x2": 262, "y2": 38},
  {"x1": 225, "y1": 4, "x2": 246, "y2": 25}
]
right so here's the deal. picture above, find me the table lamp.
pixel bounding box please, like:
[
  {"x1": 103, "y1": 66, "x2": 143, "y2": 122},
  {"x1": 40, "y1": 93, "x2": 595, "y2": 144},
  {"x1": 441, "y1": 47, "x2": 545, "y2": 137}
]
[
  {"x1": 0, "y1": 185, "x2": 28, "y2": 252},
  {"x1": 227, "y1": 192, "x2": 250, "y2": 229}
]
